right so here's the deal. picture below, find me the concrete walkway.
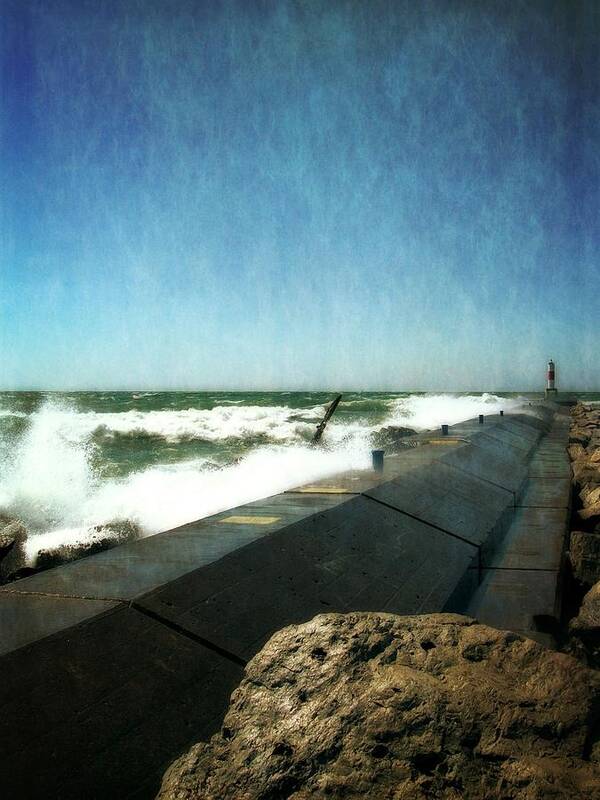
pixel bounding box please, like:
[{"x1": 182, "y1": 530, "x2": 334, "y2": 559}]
[{"x1": 467, "y1": 412, "x2": 571, "y2": 646}]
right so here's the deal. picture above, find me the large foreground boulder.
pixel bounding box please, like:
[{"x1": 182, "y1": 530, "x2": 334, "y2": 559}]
[{"x1": 157, "y1": 613, "x2": 600, "y2": 800}]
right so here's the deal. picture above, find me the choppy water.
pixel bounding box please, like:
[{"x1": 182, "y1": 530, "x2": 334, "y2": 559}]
[{"x1": 0, "y1": 390, "x2": 589, "y2": 564}]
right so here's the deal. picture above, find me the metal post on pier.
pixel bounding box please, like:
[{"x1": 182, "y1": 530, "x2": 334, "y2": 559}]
[{"x1": 372, "y1": 449, "x2": 384, "y2": 472}]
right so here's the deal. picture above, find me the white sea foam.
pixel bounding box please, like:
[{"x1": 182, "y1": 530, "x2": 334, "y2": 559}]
[
  {"x1": 0, "y1": 393, "x2": 529, "y2": 562},
  {"x1": 17, "y1": 404, "x2": 324, "y2": 443},
  {"x1": 387, "y1": 392, "x2": 527, "y2": 430},
  {"x1": 0, "y1": 402, "x2": 96, "y2": 532},
  {"x1": 18, "y1": 443, "x2": 371, "y2": 562}
]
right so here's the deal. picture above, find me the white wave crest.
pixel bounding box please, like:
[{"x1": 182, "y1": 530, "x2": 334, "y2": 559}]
[
  {"x1": 22, "y1": 405, "x2": 326, "y2": 443},
  {"x1": 386, "y1": 392, "x2": 527, "y2": 430},
  {"x1": 17, "y1": 443, "x2": 371, "y2": 562}
]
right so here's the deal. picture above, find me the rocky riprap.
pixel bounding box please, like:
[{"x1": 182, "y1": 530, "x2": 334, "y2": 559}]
[
  {"x1": 568, "y1": 403, "x2": 600, "y2": 533},
  {"x1": 567, "y1": 403, "x2": 600, "y2": 665},
  {"x1": 157, "y1": 612, "x2": 600, "y2": 800}
]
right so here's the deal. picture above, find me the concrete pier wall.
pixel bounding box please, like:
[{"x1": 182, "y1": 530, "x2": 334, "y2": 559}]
[{"x1": 0, "y1": 402, "x2": 569, "y2": 800}]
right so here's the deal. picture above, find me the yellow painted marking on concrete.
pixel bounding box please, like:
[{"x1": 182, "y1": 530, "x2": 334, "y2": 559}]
[
  {"x1": 219, "y1": 515, "x2": 281, "y2": 525},
  {"x1": 293, "y1": 486, "x2": 351, "y2": 494},
  {"x1": 426, "y1": 438, "x2": 464, "y2": 445}
]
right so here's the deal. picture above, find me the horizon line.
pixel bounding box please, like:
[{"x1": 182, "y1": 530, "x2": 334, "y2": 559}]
[{"x1": 0, "y1": 387, "x2": 595, "y2": 394}]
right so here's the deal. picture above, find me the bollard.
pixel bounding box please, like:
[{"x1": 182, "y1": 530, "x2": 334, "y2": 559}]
[
  {"x1": 372, "y1": 449, "x2": 384, "y2": 472},
  {"x1": 500, "y1": 410, "x2": 504, "y2": 416},
  {"x1": 441, "y1": 424, "x2": 449, "y2": 436},
  {"x1": 478, "y1": 414, "x2": 484, "y2": 424}
]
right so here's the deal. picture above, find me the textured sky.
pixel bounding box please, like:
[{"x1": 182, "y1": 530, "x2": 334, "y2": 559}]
[{"x1": 1, "y1": 0, "x2": 598, "y2": 390}]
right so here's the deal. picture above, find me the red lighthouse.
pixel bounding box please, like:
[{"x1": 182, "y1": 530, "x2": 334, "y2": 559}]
[{"x1": 545, "y1": 359, "x2": 557, "y2": 397}]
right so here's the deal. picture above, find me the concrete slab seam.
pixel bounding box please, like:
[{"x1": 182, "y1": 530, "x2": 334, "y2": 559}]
[
  {"x1": 0, "y1": 588, "x2": 129, "y2": 603},
  {"x1": 431, "y1": 457, "x2": 517, "y2": 504},
  {"x1": 130, "y1": 601, "x2": 248, "y2": 668},
  {"x1": 516, "y1": 505, "x2": 570, "y2": 510},
  {"x1": 362, "y1": 492, "x2": 481, "y2": 551},
  {"x1": 480, "y1": 567, "x2": 559, "y2": 573}
]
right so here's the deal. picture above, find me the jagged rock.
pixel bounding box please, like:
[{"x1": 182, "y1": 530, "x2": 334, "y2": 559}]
[
  {"x1": 371, "y1": 426, "x2": 417, "y2": 450},
  {"x1": 570, "y1": 531, "x2": 600, "y2": 586},
  {"x1": 0, "y1": 521, "x2": 21, "y2": 553},
  {"x1": 157, "y1": 613, "x2": 600, "y2": 800},
  {"x1": 572, "y1": 583, "x2": 600, "y2": 630},
  {"x1": 570, "y1": 429, "x2": 591, "y2": 447},
  {"x1": 35, "y1": 520, "x2": 141, "y2": 571},
  {"x1": 0, "y1": 518, "x2": 29, "y2": 583},
  {"x1": 570, "y1": 582, "x2": 600, "y2": 669},
  {"x1": 571, "y1": 406, "x2": 599, "y2": 423},
  {"x1": 571, "y1": 457, "x2": 600, "y2": 484},
  {"x1": 579, "y1": 503, "x2": 600, "y2": 523},
  {"x1": 569, "y1": 444, "x2": 587, "y2": 461},
  {"x1": 581, "y1": 485, "x2": 600, "y2": 508}
]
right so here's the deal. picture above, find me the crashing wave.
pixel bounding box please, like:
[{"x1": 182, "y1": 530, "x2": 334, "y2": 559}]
[{"x1": 0, "y1": 392, "x2": 528, "y2": 564}]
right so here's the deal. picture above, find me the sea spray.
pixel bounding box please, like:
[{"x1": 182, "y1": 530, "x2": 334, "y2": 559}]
[
  {"x1": 0, "y1": 400, "x2": 98, "y2": 531},
  {"x1": 387, "y1": 392, "x2": 522, "y2": 430},
  {"x1": 0, "y1": 390, "x2": 533, "y2": 563}
]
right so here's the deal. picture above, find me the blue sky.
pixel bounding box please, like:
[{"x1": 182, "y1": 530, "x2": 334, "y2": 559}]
[{"x1": 1, "y1": 0, "x2": 598, "y2": 390}]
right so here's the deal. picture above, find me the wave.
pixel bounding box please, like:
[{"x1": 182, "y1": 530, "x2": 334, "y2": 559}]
[
  {"x1": 0, "y1": 393, "x2": 526, "y2": 446},
  {"x1": 15, "y1": 445, "x2": 371, "y2": 563},
  {"x1": 8, "y1": 405, "x2": 324, "y2": 444},
  {"x1": 386, "y1": 392, "x2": 527, "y2": 430},
  {"x1": 0, "y1": 392, "x2": 528, "y2": 563}
]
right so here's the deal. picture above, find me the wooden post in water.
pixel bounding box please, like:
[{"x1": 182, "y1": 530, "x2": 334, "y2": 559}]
[{"x1": 311, "y1": 394, "x2": 342, "y2": 444}]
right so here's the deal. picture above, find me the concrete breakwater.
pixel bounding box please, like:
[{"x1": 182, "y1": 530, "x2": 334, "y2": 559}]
[{"x1": 0, "y1": 402, "x2": 571, "y2": 799}]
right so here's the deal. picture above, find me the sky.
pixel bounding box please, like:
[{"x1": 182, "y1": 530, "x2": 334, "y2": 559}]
[{"x1": 0, "y1": 0, "x2": 598, "y2": 391}]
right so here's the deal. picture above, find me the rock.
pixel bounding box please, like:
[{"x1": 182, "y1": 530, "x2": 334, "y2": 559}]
[
  {"x1": 570, "y1": 429, "x2": 591, "y2": 447},
  {"x1": 572, "y1": 458, "x2": 600, "y2": 487},
  {"x1": 35, "y1": 520, "x2": 141, "y2": 571},
  {"x1": 157, "y1": 613, "x2": 600, "y2": 800},
  {"x1": 371, "y1": 426, "x2": 417, "y2": 450},
  {"x1": 0, "y1": 518, "x2": 29, "y2": 583},
  {"x1": 578, "y1": 503, "x2": 600, "y2": 523},
  {"x1": 581, "y1": 485, "x2": 600, "y2": 508},
  {"x1": 570, "y1": 582, "x2": 600, "y2": 668},
  {"x1": 568, "y1": 444, "x2": 587, "y2": 461},
  {"x1": 572, "y1": 582, "x2": 600, "y2": 630},
  {"x1": 570, "y1": 531, "x2": 600, "y2": 586},
  {"x1": 0, "y1": 521, "x2": 21, "y2": 553},
  {"x1": 591, "y1": 449, "x2": 600, "y2": 464}
]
